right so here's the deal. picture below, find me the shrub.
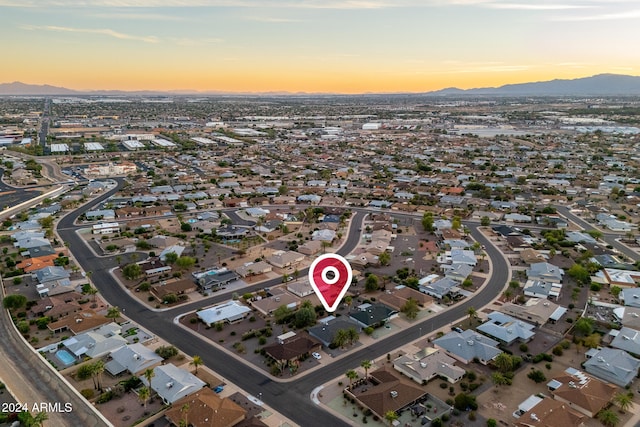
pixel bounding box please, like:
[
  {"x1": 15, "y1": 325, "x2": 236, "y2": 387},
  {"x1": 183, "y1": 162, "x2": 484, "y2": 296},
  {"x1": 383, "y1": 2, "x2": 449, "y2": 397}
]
[
  {"x1": 440, "y1": 382, "x2": 448, "y2": 389},
  {"x1": 155, "y1": 345, "x2": 179, "y2": 358},
  {"x1": 454, "y1": 393, "x2": 478, "y2": 411},
  {"x1": 80, "y1": 389, "x2": 95, "y2": 399},
  {"x1": 487, "y1": 419, "x2": 497, "y2": 427},
  {"x1": 96, "y1": 391, "x2": 114, "y2": 404},
  {"x1": 528, "y1": 370, "x2": 547, "y2": 383},
  {"x1": 552, "y1": 346, "x2": 563, "y2": 356},
  {"x1": 545, "y1": 363, "x2": 552, "y2": 370},
  {"x1": 519, "y1": 343, "x2": 528, "y2": 352}
]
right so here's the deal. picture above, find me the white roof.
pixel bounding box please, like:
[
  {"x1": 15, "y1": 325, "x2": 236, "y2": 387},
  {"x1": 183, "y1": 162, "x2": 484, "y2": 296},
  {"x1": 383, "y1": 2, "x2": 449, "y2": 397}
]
[
  {"x1": 50, "y1": 144, "x2": 69, "y2": 152},
  {"x1": 196, "y1": 301, "x2": 250, "y2": 325},
  {"x1": 142, "y1": 363, "x2": 206, "y2": 404}
]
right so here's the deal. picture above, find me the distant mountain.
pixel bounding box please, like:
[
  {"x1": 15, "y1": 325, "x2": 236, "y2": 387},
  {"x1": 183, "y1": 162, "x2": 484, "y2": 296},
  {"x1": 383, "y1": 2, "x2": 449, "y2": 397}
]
[
  {"x1": 426, "y1": 74, "x2": 640, "y2": 96},
  {"x1": 0, "y1": 81, "x2": 79, "y2": 95},
  {"x1": 3, "y1": 74, "x2": 640, "y2": 96}
]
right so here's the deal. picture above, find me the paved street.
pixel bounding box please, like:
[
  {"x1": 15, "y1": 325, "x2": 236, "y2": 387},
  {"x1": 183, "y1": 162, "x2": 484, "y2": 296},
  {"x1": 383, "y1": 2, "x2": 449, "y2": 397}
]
[{"x1": 54, "y1": 177, "x2": 510, "y2": 427}]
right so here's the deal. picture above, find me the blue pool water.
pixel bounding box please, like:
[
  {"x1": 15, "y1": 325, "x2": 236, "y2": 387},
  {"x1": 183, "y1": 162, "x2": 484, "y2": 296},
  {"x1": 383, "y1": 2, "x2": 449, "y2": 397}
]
[
  {"x1": 56, "y1": 349, "x2": 75, "y2": 366},
  {"x1": 188, "y1": 218, "x2": 197, "y2": 223}
]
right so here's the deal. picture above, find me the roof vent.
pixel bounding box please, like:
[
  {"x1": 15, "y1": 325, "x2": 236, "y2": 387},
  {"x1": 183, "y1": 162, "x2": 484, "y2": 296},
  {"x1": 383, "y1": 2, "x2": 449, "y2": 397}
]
[
  {"x1": 390, "y1": 391, "x2": 398, "y2": 398},
  {"x1": 166, "y1": 382, "x2": 174, "y2": 388},
  {"x1": 467, "y1": 340, "x2": 474, "y2": 346}
]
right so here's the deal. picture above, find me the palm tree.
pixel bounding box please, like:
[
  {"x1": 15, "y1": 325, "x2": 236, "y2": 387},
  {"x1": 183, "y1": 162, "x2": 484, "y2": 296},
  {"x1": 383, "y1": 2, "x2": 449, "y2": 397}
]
[
  {"x1": 93, "y1": 360, "x2": 105, "y2": 391},
  {"x1": 180, "y1": 403, "x2": 190, "y2": 427},
  {"x1": 143, "y1": 368, "x2": 155, "y2": 400},
  {"x1": 345, "y1": 369, "x2": 358, "y2": 390},
  {"x1": 106, "y1": 306, "x2": 120, "y2": 323},
  {"x1": 384, "y1": 410, "x2": 398, "y2": 426},
  {"x1": 32, "y1": 411, "x2": 48, "y2": 427},
  {"x1": 597, "y1": 408, "x2": 619, "y2": 427},
  {"x1": 138, "y1": 386, "x2": 150, "y2": 409},
  {"x1": 86, "y1": 286, "x2": 98, "y2": 304},
  {"x1": 190, "y1": 355, "x2": 203, "y2": 375},
  {"x1": 360, "y1": 360, "x2": 372, "y2": 380},
  {"x1": 613, "y1": 392, "x2": 633, "y2": 413},
  {"x1": 467, "y1": 306, "x2": 477, "y2": 327}
]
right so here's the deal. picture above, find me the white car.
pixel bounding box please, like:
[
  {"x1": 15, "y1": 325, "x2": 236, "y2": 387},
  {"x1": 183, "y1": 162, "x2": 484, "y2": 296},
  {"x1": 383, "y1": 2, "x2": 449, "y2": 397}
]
[{"x1": 311, "y1": 352, "x2": 322, "y2": 360}]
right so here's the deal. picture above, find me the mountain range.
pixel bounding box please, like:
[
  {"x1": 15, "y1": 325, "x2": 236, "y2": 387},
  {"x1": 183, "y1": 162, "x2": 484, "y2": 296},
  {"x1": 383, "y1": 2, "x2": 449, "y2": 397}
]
[{"x1": 2, "y1": 74, "x2": 640, "y2": 97}]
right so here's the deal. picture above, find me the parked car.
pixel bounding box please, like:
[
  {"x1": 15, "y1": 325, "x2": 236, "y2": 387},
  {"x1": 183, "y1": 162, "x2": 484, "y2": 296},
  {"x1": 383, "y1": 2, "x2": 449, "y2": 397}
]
[{"x1": 311, "y1": 352, "x2": 321, "y2": 360}]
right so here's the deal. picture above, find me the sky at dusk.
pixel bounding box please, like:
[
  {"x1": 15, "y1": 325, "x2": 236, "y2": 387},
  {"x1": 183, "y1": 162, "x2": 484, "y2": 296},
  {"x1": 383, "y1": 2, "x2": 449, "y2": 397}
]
[{"x1": 1, "y1": 0, "x2": 638, "y2": 93}]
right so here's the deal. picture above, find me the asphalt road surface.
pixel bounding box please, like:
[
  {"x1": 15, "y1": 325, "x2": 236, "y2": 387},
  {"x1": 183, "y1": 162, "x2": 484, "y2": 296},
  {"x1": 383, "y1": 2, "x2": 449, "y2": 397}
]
[{"x1": 57, "y1": 181, "x2": 508, "y2": 427}]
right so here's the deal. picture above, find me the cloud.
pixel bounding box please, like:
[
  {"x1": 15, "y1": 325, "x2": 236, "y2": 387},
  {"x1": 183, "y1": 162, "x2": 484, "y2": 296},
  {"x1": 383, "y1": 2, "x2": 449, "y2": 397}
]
[
  {"x1": 167, "y1": 36, "x2": 223, "y2": 46},
  {"x1": 552, "y1": 8, "x2": 640, "y2": 21},
  {"x1": 88, "y1": 12, "x2": 188, "y2": 21},
  {"x1": 487, "y1": 3, "x2": 592, "y2": 10},
  {"x1": 0, "y1": 0, "x2": 397, "y2": 8},
  {"x1": 243, "y1": 16, "x2": 303, "y2": 22},
  {"x1": 21, "y1": 25, "x2": 159, "y2": 43}
]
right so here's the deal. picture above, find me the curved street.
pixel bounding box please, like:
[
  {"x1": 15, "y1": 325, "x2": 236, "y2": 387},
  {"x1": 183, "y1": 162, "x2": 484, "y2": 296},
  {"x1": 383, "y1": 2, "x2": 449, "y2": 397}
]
[{"x1": 56, "y1": 179, "x2": 510, "y2": 427}]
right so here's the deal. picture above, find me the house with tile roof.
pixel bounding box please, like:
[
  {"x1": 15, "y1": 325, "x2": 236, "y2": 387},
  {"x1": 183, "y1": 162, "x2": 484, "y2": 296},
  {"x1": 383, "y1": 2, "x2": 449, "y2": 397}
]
[
  {"x1": 547, "y1": 368, "x2": 617, "y2": 418},
  {"x1": 515, "y1": 397, "x2": 586, "y2": 427},
  {"x1": 164, "y1": 388, "x2": 246, "y2": 427},
  {"x1": 347, "y1": 366, "x2": 429, "y2": 420}
]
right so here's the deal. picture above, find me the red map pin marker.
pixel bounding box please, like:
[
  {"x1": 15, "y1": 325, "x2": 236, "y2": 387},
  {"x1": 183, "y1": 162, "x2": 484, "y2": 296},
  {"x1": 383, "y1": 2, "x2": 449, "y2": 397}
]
[{"x1": 308, "y1": 254, "x2": 353, "y2": 313}]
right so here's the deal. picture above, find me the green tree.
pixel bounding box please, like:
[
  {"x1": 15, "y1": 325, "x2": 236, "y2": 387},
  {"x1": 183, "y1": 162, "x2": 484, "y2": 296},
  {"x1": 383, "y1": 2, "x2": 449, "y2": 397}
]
[
  {"x1": 567, "y1": 263, "x2": 591, "y2": 285},
  {"x1": 32, "y1": 411, "x2": 48, "y2": 427},
  {"x1": 332, "y1": 329, "x2": 349, "y2": 348},
  {"x1": 613, "y1": 392, "x2": 632, "y2": 414},
  {"x1": 574, "y1": 317, "x2": 594, "y2": 336},
  {"x1": 85, "y1": 285, "x2": 98, "y2": 303},
  {"x1": 452, "y1": 215, "x2": 461, "y2": 230},
  {"x1": 176, "y1": 256, "x2": 196, "y2": 270},
  {"x1": 401, "y1": 297, "x2": 419, "y2": 320},
  {"x1": 106, "y1": 306, "x2": 120, "y2": 322},
  {"x1": 597, "y1": 408, "x2": 619, "y2": 427},
  {"x1": 493, "y1": 352, "x2": 513, "y2": 373},
  {"x1": 480, "y1": 216, "x2": 491, "y2": 227},
  {"x1": 361, "y1": 360, "x2": 372, "y2": 379},
  {"x1": 467, "y1": 306, "x2": 477, "y2": 327},
  {"x1": 190, "y1": 355, "x2": 203, "y2": 375},
  {"x1": 3, "y1": 294, "x2": 27, "y2": 310},
  {"x1": 92, "y1": 360, "x2": 105, "y2": 390},
  {"x1": 138, "y1": 386, "x2": 150, "y2": 409},
  {"x1": 365, "y1": 274, "x2": 379, "y2": 292},
  {"x1": 122, "y1": 263, "x2": 142, "y2": 280},
  {"x1": 345, "y1": 369, "x2": 358, "y2": 389},
  {"x1": 164, "y1": 251, "x2": 179, "y2": 264},
  {"x1": 491, "y1": 372, "x2": 508, "y2": 387},
  {"x1": 527, "y1": 369, "x2": 546, "y2": 383},
  {"x1": 422, "y1": 212, "x2": 434, "y2": 232},
  {"x1": 611, "y1": 286, "x2": 622, "y2": 299},
  {"x1": 378, "y1": 251, "x2": 391, "y2": 266},
  {"x1": 384, "y1": 411, "x2": 398, "y2": 427},
  {"x1": 294, "y1": 305, "x2": 317, "y2": 328},
  {"x1": 273, "y1": 305, "x2": 292, "y2": 324},
  {"x1": 346, "y1": 327, "x2": 359, "y2": 345}
]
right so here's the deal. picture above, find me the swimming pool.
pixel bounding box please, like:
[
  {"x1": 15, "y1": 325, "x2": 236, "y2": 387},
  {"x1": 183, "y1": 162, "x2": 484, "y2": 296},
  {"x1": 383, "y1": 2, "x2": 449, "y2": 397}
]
[{"x1": 56, "y1": 349, "x2": 76, "y2": 366}]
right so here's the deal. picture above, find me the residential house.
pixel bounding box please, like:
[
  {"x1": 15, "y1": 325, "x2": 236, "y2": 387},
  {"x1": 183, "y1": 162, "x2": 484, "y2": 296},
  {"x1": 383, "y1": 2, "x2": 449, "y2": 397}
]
[
  {"x1": 62, "y1": 328, "x2": 127, "y2": 359},
  {"x1": 602, "y1": 268, "x2": 640, "y2": 288},
  {"x1": 164, "y1": 388, "x2": 246, "y2": 427},
  {"x1": 308, "y1": 316, "x2": 362, "y2": 347},
  {"x1": 378, "y1": 285, "x2": 433, "y2": 312},
  {"x1": 266, "y1": 250, "x2": 305, "y2": 269},
  {"x1": 141, "y1": 363, "x2": 206, "y2": 404},
  {"x1": 547, "y1": 368, "x2": 617, "y2": 418},
  {"x1": 236, "y1": 261, "x2": 272, "y2": 278},
  {"x1": 297, "y1": 240, "x2": 323, "y2": 256},
  {"x1": 584, "y1": 348, "x2": 640, "y2": 387},
  {"x1": 527, "y1": 262, "x2": 564, "y2": 283},
  {"x1": 251, "y1": 292, "x2": 300, "y2": 317},
  {"x1": 348, "y1": 303, "x2": 397, "y2": 328},
  {"x1": 515, "y1": 397, "x2": 586, "y2": 427},
  {"x1": 610, "y1": 326, "x2": 640, "y2": 356},
  {"x1": 393, "y1": 347, "x2": 465, "y2": 385},
  {"x1": 347, "y1": 366, "x2": 429, "y2": 421},
  {"x1": 419, "y1": 277, "x2": 459, "y2": 300},
  {"x1": 105, "y1": 343, "x2": 163, "y2": 376},
  {"x1": 501, "y1": 299, "x2": 566, "y2": 326},
  {"x1": 477, "y1": 311, "x2": 535, "y2": 345},
  {"x1": 433, "y1": 329, "x2": 502, "y2": 365},
  {"x1": 523, "y1": 280, "x2": 562, "y2": 300},
  {"x1": 621, "y1": 288, "x2": 640, "y2": 308},
  {"x1": 196, "y1": 301, "x2": 251, "y2": 326},
  {"x1": 263, "y1": 332, "x2": 321, "y2": 368},
  {"x1": 520, "y1": 248, "x2": 546, "y2": 265}
]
